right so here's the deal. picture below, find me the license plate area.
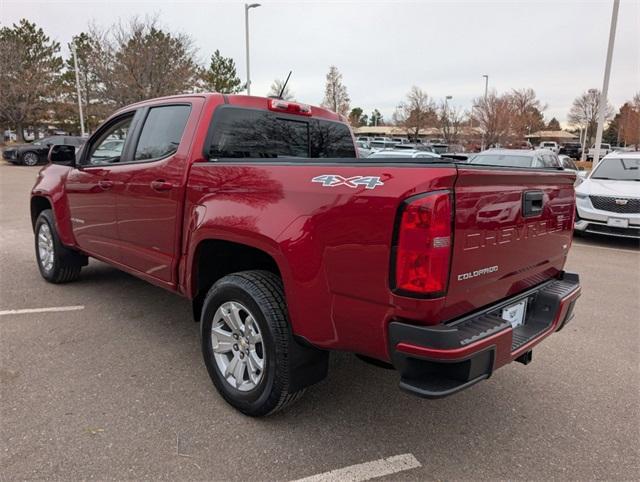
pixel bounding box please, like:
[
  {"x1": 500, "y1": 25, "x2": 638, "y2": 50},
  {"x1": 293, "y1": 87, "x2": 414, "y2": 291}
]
[
  {"x1": 607, "y1": 218, "x2": 629, "y2": 228},
  {"x1": 501, "y1": 299, "x2": 528, "y2": 329}
]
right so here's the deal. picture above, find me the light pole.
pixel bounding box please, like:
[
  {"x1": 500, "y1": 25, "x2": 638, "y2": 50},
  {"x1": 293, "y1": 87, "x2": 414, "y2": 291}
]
[
  {"x1": 592, "y1": 0, "x2": 620, "y2": 167},
  {"x1": 71, "y1": 44, "x2": 86, "y2": 137},
  {"x1": 244, "y1": 3, "x2": 261, "y2": 95},
  {"x1": 481, "y1": 75, "x2": 488, "y2": 150},
  {"x1": 444, "y1": 96, "x2": 452, "y2": 143}
]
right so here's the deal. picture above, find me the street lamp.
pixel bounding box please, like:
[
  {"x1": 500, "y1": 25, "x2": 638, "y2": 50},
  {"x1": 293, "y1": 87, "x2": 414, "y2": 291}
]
[
  {"x1": 244, "y1": 3, "x2": 261, "y2": 95},
  {"x1": 592, "y1": 0, "x2": 620, "y2": 167},
  {"x1": 481, "y1": 75, "x2": 489, "y2": 150},
  {"x1": 70, "y1": 44, "x2": 86, "y2": 137}
]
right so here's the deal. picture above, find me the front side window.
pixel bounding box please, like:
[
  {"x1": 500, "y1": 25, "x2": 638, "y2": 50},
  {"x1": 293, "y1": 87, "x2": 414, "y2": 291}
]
[
  {"x1": 134, "y1": 105, "x2": 191, "y2": 161},
  {"x1": 87, "y1": 116, "x2": 133, "y2": 165},
  {"x1": 207, "y1": 108, "x2": 356, "y2": 159}
]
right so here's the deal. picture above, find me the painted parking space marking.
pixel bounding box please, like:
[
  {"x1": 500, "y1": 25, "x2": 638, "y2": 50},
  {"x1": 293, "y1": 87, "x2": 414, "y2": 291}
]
[
  {"x1": 0, "y1": 305, "x2": 85, "y2": 316},
  {"x1": 292, "y1": 453, "x2": 421, "y2": 482}
]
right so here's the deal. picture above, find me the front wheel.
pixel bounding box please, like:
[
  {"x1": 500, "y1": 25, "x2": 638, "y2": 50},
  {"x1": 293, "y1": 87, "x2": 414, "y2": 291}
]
[
  {"x1": 200, "y1": 271, "x2": 308, "y2": 416},
  {"x1": 22, "y1": 152, "x2": 40, "y2": 166},
  {"x1": 35, "y1": 209, "x2": 84, "y2": 283}
]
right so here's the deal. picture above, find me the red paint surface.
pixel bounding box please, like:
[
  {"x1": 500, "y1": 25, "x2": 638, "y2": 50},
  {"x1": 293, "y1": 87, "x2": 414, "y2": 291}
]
[{"x1": 32, "y1": 93, "x2": 578, "y2": 363}]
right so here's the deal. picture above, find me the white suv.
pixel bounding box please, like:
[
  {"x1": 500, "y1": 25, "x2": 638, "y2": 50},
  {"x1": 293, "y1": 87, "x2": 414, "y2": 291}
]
[{"x1": 574, "y1": 152, "x2": 640, "y2": 239}]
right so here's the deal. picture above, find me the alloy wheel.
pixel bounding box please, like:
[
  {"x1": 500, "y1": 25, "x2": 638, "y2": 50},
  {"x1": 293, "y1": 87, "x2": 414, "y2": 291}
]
[
  {"x1": 211, "y1": 301, "x2": 265, "y2": 391},
  {"x1": 23, "y1": 152, "x2": 39, "y2": 166},
  {"x1": 37, "y1": 223, "x2": 55, "y2": 272}
]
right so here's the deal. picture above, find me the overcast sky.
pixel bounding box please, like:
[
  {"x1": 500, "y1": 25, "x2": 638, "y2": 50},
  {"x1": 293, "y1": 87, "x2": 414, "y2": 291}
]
[{"x1": 2, "y1": 0, "x2": 639, "y2": 125}]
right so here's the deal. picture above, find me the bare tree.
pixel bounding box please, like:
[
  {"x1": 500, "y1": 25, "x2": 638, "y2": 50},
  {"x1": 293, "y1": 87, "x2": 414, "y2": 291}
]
[
  {"x1": 568, "y1": 89, "x2": 614, "y2": 146},
  {"x1": 438, "y1": 101, "x2": 464, "y2": 144},
  {"x1": 508, "y1": 88, "x2": 546, "y2": 138},
  {"x1": 321, "y1": 66, "x2": 350, "y2": 116},
  {"x1": 267, "y1": 78, "x2": 294, "y2": 100},
  {"x1": 393, "y1": 86, "x2": 437, "y2": 141},
  {"x1": 88, "y1": 16, "x2": 200, "y2": 108},
  {"x1": 472, "y1": 91, "x2": 513, "y2": 147}
]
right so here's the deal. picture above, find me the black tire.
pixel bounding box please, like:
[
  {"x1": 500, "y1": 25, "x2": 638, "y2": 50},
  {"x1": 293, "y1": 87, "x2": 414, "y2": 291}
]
[
  {"x1": 22, "y1": 151, "x2": 40, "y2": 166},
  {"x1": 35, "y1": 209, "x2": 84, "y2": 283},
  {"x1": 200, "y1": 270, "x2": 306, "y2": 417}
]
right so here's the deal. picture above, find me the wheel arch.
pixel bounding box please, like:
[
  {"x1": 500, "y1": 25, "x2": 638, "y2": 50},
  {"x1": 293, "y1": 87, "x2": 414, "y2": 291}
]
[
  {"x1": 30, "y1": 196, "x2": 53, "y2": 231},
  {"x1": 189, "y1": 238, "x2": 284, "y2": 322}
]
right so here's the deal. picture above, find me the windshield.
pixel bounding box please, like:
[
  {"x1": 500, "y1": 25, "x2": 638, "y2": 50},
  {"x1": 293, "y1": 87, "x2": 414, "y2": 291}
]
[
  {"x1": 469, "y1": 153, "x2": 533, "y2": 167},
  {"x1": 32, "y1": 138, "x2": 52, "y2": 146},
  {"x1": 591, "y1": 158, "x2": 640, "y2": 181}
]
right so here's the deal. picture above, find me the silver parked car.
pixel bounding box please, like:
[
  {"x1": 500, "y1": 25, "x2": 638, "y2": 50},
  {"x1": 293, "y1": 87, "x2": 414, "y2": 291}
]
[
  {"x1": 574, "y1": 152, "x2": 640, "y2": 239},
  {"x1": 367, "y1": 149, "x2": 441, "y2": 160}
]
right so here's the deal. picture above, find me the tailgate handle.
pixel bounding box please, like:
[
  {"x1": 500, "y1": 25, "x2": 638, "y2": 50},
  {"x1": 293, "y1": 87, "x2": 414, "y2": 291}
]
[{"x1": 522, "y1": 191, "x2": 544, "y2": 217}]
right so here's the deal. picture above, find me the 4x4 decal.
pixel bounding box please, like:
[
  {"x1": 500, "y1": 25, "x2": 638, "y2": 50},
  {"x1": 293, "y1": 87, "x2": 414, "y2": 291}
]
[{"x1": 311, "y1": 174, "x2": 384, "y2": 190}]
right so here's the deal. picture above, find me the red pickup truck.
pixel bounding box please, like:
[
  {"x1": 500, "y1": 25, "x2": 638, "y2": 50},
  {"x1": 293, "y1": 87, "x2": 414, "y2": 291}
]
[{"x1": 31, "y1": 94, "x2": 581, "y2": 416}]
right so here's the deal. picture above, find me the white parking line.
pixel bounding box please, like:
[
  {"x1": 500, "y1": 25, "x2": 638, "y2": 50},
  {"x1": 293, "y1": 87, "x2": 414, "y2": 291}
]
[
  {"x1": 0, "y1": 305, "x2": 85, "y2": 316},
  {"x1": 292, "y1": 454, "x2": 421, "y2": 482},
  {"x1": 572, "y1": 242, "x2": 639, "y2": 254}
]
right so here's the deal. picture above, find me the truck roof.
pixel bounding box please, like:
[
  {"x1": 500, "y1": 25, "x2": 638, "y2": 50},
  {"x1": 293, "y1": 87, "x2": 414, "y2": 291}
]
[{"x1": 115, "y1": 93, "x2": 345, "y2": 123}]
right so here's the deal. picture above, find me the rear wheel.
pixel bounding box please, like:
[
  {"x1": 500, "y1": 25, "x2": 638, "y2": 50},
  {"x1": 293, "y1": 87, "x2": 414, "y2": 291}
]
[
  {"x1": 200, "y1": 271, "x2": 307, "y2": 416},
  {"x1": 22, "y1": 152, "x2": 39, "y2": 166},
  {"x1": 35, "y1": 209, "x2": 84, "y2": 283}
]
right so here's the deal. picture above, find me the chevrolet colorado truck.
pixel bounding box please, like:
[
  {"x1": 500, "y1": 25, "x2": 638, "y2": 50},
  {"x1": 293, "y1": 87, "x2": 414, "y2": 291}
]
[{"x1": 31, "y1": 94, "x2": 581, "y2": 416}]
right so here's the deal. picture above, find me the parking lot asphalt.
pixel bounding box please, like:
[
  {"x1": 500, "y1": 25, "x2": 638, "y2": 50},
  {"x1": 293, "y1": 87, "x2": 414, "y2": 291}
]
[{"x1": 1, "y1": 162, "x2": 639, "y2": 480}]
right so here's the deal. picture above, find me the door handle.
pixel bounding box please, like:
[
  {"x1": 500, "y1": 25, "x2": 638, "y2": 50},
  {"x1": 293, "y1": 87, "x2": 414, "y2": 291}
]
[
  {"x1": 98, "y1": 179, "x2": 114, "y2": 190},
  {"x1": 151, "y1": 180, "x2": 173, "y2": 192}
]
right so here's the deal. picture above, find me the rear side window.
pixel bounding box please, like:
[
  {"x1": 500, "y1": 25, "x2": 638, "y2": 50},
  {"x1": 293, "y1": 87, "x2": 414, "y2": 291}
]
[
  {"x1": 207, "y1": 108, "x2": 356, "y2": 159},
  {"x1": 134, "y1": 105, "x2": 191, "y2": 161}
]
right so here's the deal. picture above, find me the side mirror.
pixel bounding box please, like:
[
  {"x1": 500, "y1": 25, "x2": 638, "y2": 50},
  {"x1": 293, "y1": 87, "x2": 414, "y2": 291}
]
[
  {"x1": 48, "y1": 145, "x2": 76, "y2": 166},
  {"x1": 576, "y1": 171, "x2": 588, "y2": 179}
]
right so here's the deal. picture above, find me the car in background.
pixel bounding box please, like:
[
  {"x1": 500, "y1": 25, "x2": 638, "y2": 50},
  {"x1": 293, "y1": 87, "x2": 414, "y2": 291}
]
[
  {"x1": 559, "y1": 142, "x2": 582, "y2": 159},
  {"x1": 390, "y1": 137, "x2": 410, "y2": 144},
  {"x1": 574, "y1": 152, "x2": 640, "y2": 239},
  {"x1": 368, "y1": 149, "x2": 441, "y2": 160},
  {"x1": 429, "y1": 143, "x2": 449, "y2": 154},
  {"x1": 2, "y1": 135, "x2": 84, "y2": 166},
  {"x1": 393, "y1": 143, "x2": 436, "y2": 153},
  {"x1": 539, "y1": 141, "x2": 560, "y2": 154},
  {"x1": 587, "y1": 143, "x2": 613, "y2": 161},
  {"x1": 90, "y1": 139, "x2": 126, "y2": 164},
  {"x1": 356, "y1": 136, "x2": 372, "y2": 143},
  {"x1": 369, "y1": 140, "x2": 399, "y2": 151},
  {"x1": 558, "y1": 154, "x2": 579, "y2": 172},
  {"x1": 469, "y1": 149, "x2": 562, "y2": 168},
  {"x1": 356, "y1": 140, "x2": 372, "y2": 158}
]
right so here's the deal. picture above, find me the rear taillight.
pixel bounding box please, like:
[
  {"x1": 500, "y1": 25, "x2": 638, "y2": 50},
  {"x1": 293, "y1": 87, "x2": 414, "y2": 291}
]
[
  {"x1": 393, "y1": 191, "x2": 452, "y2": 296},
  {"x1": 268, "y1": 99, "x2": 312, "y2": 116}
]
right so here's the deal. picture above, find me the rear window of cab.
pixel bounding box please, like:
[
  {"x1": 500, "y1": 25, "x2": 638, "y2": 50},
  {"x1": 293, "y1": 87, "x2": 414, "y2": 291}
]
[{"x1": 206, "y1": 107, "x2": 356, "y2": 159}]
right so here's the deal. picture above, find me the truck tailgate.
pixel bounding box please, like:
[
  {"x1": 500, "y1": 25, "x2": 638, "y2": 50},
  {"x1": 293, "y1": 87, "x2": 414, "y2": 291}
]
[{"x1": 441, "y1": 166, "x2": 576, "y2": 321}]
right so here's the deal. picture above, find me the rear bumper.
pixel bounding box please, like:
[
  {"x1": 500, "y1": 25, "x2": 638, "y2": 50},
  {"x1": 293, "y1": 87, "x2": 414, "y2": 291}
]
[{"x1": 388, "y1": 272, "x2": 581, "y2": 398}]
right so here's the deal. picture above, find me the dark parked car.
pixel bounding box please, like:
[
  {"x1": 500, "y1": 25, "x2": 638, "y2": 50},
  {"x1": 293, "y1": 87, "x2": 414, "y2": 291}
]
[
  {"x1": 468, "y1": 149, "x2": 562, "y2": 168},
  {"x1": 559, "y1": 142, "x2": 582, "y2": 159},
  {"x1": 2, "y1": 136, "x2": 84, "y2": 166}
]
